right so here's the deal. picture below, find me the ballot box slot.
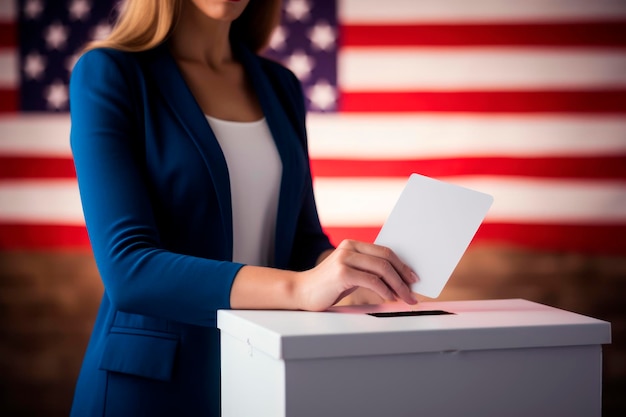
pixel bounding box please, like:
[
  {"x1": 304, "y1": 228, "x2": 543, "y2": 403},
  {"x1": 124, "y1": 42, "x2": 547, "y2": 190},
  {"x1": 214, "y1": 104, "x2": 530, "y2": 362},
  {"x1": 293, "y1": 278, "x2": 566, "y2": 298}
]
[{"x1": 367, "y1": 310, "x2": 454, "y2": 318}]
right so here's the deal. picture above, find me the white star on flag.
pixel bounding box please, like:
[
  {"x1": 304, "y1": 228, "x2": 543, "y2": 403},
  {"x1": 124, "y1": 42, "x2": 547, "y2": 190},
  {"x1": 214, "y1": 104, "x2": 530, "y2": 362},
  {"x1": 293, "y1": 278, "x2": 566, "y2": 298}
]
[
  {"x1": 307, "y1": 79, "x2": 337, "y2": 111},
  {"x1": 285, "y1": 50, "x2": 315, "y2": 81},
  {"x1": 91, "y1": 22, "x2": 112, "y2": 41},
  {"x1": 45, "y1": 80, "x2": 69, "y2": 110},
  {"x1": 23, "y1": 52, "x2": 47, "y2": 80},
  {"x1": 269, "y1": 26, "x2": 288, "y2": 51},
  {"x1": 285, "y1": 0, "x2": 311, "y2": 22},
  {"x1": 23, "y1": 0, "x2": 44, "y2": 20},
  {"x1": 69, "y1": 0, "x2": 91, "y2": 21},
  {"x1": 308, "y1": 21, "x2": 336, "y2": 51},
  {"x1": 44, "y1": 22, "x2": 69, "y2": 50}
]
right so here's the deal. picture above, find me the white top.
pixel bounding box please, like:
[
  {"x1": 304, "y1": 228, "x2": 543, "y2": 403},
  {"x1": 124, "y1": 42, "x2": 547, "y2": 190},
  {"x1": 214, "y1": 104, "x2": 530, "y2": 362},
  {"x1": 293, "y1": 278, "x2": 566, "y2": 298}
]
[{"x1": 206, "y1": 115, "x2": 282, "y2": 266}]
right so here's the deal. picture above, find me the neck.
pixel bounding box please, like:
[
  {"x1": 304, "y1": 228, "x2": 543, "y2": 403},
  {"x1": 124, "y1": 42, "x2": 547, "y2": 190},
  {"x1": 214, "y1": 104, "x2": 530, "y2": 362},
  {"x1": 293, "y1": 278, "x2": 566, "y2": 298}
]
[{"x1": 169, "y1": 1, "x2": 234, "y2": 69}]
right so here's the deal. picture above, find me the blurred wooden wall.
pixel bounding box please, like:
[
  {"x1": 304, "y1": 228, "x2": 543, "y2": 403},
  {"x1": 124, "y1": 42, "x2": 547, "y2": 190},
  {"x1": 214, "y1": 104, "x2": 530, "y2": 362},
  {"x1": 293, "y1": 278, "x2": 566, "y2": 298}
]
[{"x1": 1, "y1": 245, "x2": 624, "y2": 416}]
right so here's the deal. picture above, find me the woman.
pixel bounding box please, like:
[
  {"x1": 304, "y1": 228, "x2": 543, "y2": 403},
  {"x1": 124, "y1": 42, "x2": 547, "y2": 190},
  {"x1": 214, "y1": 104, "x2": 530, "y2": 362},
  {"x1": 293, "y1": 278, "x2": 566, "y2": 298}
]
[{"x1": 69, "y1": 0, "x2": 418, "y2": 415}]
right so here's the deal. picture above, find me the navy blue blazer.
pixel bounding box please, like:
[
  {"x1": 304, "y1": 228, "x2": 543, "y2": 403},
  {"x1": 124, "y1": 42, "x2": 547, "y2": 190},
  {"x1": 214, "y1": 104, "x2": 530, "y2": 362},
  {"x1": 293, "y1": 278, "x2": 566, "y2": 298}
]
[{"x1": 69, "y1": 43, "x2": 333, "y2": 416}]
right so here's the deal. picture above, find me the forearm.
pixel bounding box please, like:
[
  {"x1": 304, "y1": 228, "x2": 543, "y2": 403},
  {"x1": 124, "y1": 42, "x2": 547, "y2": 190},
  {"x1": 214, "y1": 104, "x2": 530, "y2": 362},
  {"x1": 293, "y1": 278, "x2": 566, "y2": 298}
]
[
  {"x1": 230, "y1": 248, "x2": 333, "y2": 310},
  {"x1": 229, "y1": 240, "x2": 417, "y2": 312},
  {"x1": 229, "y1": 265, "x2": 302, "y2": 310}
]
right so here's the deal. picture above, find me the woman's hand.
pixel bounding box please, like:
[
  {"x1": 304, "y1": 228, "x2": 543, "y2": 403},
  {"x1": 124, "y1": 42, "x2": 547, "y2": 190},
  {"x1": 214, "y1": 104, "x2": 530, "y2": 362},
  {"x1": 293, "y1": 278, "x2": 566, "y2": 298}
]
[{"x1": 295, "y1": 240, "x2": 418, "y2": 311}]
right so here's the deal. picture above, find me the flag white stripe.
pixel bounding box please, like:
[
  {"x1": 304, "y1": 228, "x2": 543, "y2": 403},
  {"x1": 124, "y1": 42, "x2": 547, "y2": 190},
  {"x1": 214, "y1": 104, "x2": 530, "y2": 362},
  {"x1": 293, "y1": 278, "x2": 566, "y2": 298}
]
[
  {"x1": 0, "y1": 180, "x2": 84, "y2": 225},
  {"x1": 2, "y1": 178, "x2": 625, "y2": 226},
  {"x1": 0, "y1": 115, "x2": 72, "y2": 156},
  {"x1": 314, "y1": 177, "x2": 626, "y2": 226},
  {"x1": 3, "y1": 114, "x2": 626, "y2": 159},
  {"x1": 456, "y1": 177, "x2": 626, "y2": 223},
  {"x1": 340, "y1": 0, "x2": 626, "y2": 23},
  {"x1": 0, "y1": 49, "x2": 18, "y2": 88},
  {"x1": 307, "y1": 114, "x2": 626, "y2": 159},
  {"x1": 339, "y1": 48, "x2": 626, "y2": 91},
  {"x1": 0, "y1": 0, "x2": 16, "y2": 21}
]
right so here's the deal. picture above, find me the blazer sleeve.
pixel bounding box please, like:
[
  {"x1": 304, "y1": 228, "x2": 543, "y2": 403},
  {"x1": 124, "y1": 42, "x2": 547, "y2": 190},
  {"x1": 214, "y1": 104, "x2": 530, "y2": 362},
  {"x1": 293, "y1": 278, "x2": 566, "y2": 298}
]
[
  {"x1": 69, "y1": 49, "x2": 243, "y2": 327},
  {"x1": 268, "y1": 64, "x2": 335, "y2": 270}
]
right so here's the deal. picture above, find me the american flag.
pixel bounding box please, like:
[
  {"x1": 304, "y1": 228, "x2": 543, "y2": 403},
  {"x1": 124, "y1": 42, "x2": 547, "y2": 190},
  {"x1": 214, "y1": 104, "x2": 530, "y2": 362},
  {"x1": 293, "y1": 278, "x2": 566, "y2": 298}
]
[{"x1": 1, "y1": 0, "x2": 626, "y2": 254}]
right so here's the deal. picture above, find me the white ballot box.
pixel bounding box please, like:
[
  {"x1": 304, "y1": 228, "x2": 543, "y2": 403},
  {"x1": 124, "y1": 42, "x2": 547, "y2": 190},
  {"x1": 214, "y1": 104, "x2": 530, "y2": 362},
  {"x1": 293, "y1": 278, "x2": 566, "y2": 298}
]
[{"x1": 218, "y1": 299, "x2": 611, "y2": 417}]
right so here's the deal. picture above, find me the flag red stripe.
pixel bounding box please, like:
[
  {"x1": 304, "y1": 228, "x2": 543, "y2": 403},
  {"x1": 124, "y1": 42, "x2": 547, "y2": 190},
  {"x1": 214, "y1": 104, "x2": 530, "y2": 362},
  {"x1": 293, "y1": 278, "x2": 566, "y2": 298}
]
[
  {"x1": 4, "y1": 223, "x2": 624, "y2": 254},
  {"x1": 324, "y1": 223, "x2": 626, "y2": 255},
  {"x1": 341, "y1": 22, "x2": 626, "y2": 47},
  {"x1": 0, "y1": 224, "x2": 90, "y2": 250},
  {"x1": 311, "y1": 156, "x2": 626, "y2": 179},
  {"x1": 0, "y1": 88, "x2": 18, "y2": 112},
  {"x1": 473, "y1": 223, "x2": 626, "y2": 255},
  {"x1": 0, "y1": 157, "x2": 76, "y2": 179},
  {"x1": 339, "y1": 90, "x2": 626, "y2": 113},
  {"x1": 0, "y1": 22, "x2": 16, "y2": 48},
  {"x1": 4, "y1": 155, "x2": 626, "y2": 180}
]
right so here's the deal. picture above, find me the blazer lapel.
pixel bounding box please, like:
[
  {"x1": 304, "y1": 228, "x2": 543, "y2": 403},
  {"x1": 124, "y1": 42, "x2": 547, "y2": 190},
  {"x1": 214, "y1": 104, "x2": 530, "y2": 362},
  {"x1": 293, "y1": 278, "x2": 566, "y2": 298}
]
[
  {"x1": 143, "y1": 44, "x2": 234, "y2": 258},
  {"x1": 143, "y1": 43, "x2": 305, "y2": 268},
  {"x1": 236, "y1": 46, "x2": 306, "y2": 269}
]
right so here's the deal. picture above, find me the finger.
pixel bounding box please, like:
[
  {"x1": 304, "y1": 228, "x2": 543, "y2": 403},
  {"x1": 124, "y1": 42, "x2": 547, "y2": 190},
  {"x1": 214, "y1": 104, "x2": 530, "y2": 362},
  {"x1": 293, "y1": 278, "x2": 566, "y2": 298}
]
[
  {"x1": 342, "y1": 251, "x2": 417, "y2": 305},
  {"x1": 342, "y1": 240, "x2": 418, "y2": 286},
  {"x1": 345, "y1": 270, "x2": 397, "y2": 303}
]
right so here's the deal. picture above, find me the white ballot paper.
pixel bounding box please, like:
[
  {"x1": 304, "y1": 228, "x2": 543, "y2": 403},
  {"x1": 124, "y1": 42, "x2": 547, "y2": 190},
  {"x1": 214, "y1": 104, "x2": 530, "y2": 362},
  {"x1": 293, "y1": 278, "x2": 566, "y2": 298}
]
[{"x1": 375, "y1": 173, "x2": 493, "y2": 298}]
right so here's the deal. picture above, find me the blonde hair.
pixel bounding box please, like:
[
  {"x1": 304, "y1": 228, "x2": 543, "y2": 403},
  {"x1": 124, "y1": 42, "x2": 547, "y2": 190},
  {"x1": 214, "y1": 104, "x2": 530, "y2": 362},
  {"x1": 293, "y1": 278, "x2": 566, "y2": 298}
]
[{"x1": 85, "y1": 0, "x2": 282, "y2": 53}]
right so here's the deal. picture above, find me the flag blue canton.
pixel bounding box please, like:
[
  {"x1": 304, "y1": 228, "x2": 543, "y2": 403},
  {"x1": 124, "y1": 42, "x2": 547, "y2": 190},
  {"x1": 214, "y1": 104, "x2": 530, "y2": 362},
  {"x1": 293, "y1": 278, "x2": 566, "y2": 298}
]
[
  {"x1": 17, "y1": 0, "x2": 338, "y2": 113},
  {"x1": 263, "y1": 0, "x2": 338, "y2": 113},
  {"x1": 18, "y1": 0, "x2": 118, "y2": 111}
]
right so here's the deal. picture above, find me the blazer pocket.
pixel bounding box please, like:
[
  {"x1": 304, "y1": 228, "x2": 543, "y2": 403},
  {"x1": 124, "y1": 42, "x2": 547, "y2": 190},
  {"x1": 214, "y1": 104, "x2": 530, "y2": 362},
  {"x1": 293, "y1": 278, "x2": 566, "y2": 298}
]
[{"x1": 99, "y1": 327, "x2": 179, "y2": 382}]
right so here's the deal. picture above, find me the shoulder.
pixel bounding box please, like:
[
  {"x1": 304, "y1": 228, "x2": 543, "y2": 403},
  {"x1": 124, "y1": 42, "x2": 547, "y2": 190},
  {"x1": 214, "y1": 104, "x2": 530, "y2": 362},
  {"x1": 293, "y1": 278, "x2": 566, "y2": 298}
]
[
  {"x1": 72, "y1": 47, "x2": 154, "y2": 79},
  {"x1": 70, "y1": 46, "x2": 163, "y2": 101},
  {"x1": 74, "y1": 47, "x2": 132, "y2": 72},
  {"x1": 69, "y1": 47, "x2": 156, "y2": 118},
  {"x1": 71, "y1": 48, "x2": 136, "y2": 94}
]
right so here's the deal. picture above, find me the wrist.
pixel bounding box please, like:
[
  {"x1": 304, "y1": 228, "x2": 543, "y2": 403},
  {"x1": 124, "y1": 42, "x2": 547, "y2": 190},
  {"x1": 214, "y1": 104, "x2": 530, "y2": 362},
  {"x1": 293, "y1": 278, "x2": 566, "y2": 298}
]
[
  {"x1": 278, "y1": 269, "x2": 302, "y2": 310},
  {"x1": 230, "y1": 266, "x2": 302, "y2": 310}
]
